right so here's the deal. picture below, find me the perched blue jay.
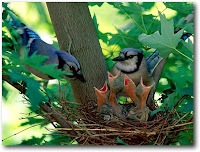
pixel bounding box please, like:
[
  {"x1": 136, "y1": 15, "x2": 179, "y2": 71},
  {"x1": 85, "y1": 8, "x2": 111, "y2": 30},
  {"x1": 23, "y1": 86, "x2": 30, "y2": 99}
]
[
  {"x1": 8, "y1": 12, "x2": 85, "y2": 82},
  {"x1": 111, "y1": 31, "x2": 192, "y2": 86},
  {"x1": 112, "y1": 48, "x2": 154, "y2": 86}
]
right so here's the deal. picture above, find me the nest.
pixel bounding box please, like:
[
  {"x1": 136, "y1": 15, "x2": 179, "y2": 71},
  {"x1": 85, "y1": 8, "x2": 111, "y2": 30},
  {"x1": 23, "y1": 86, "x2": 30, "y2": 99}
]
[{"x1": 41, "y1": 96, "x2": 193, "y2": 145}]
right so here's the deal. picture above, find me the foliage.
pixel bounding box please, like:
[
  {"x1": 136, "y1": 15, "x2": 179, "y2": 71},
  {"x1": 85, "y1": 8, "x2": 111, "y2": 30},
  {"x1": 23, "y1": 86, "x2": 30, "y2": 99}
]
[
  {"x1": 92, "y1": 2, "x2": 193, "y2": 146},
  {"x1": 2, "y1": 2, "x2": 193, "y2": 145}
]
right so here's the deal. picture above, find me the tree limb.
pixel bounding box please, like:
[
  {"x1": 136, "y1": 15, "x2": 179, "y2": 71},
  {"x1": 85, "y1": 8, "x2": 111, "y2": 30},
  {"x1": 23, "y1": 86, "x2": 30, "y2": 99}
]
[{"x1": 2, "y1": 75, "x2": 77, "y2": 136}]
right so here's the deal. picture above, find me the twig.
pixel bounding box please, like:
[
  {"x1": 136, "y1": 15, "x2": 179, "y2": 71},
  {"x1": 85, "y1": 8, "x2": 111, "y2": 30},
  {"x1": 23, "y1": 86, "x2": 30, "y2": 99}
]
[
  {"x1": 2, "y1": 124, "x2": 41, "y2": 142},
  {"x1": 2, "y1": 74, "x2": 77, "y2": 136},
  {"x1": 166, "y1": 114, "x2": 193, "y2": 145},
  {"x1": 154, "y1": 112, "x2": 171, "y2": 145},
  {"x1": 173, "y1": 111, "x2": 190, "y2": 125},
  {"x1": 57, "y1": 128, "x2": 156, "y2": 135},
  {"x1": 174, "y1": 95, "x2": 188, "y2": 109},
  {"x1": 164, "y1": 122, "x2": 193, "y2": 130}
]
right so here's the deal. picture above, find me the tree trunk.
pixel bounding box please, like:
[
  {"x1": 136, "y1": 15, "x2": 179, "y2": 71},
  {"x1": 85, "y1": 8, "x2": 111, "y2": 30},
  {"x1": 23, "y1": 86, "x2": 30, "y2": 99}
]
[{"x1": 46, "y1": 2, "x2": 107, "y2": 106}]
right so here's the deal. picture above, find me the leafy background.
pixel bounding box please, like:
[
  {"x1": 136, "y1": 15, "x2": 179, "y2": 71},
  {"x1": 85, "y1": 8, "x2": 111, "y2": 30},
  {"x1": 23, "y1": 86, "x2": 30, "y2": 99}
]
[{"x1": 2, "y1": 2, "x2": 193, "y2": 145}]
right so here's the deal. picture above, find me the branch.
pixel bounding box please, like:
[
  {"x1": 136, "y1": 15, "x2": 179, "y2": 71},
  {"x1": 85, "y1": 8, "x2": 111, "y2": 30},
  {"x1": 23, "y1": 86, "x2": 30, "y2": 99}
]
[
  {"x1": 166, "y1": 114, "x2": 193, "y2": 145},
  {"x1": 2, "y1": 75, "x2": 77, "y2": 136}
]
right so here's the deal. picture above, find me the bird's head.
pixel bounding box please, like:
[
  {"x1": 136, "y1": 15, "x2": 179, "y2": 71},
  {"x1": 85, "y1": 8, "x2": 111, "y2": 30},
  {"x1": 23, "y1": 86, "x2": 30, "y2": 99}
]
[
  {"x1": 112, "y1": 48, "x2": 144, "y2": 73},
  {"x1": 56, "y1": 51, "x2": 86, "y2": 82}
]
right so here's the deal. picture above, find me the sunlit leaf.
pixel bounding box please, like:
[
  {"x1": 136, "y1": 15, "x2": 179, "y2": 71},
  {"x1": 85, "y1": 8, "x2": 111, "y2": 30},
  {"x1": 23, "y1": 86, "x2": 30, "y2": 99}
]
[
  {"x1": 20, "y1": 136, "x2": 46, "y2": 145},
  {"x1": 88, "y1": 2, "x2": 104, "y2": 7},
  {"x1": 139, "y1": 11, "x2": 183, "y2": 59},
  {"x1": 93, "y1": 14, "x2": 108, "y2": 43},
  {"x1": 181, "y1": 39, "x2": 193, "y2": 53},
  {"x1": 164, "y1": 2, "x2": 193, "y2": 15},
  {"x1": 116, "y1": 137, "x2": 128, "y2": 145},
  {"x1": 20, "y1": 117, "x2": 47, "y2": 127}
]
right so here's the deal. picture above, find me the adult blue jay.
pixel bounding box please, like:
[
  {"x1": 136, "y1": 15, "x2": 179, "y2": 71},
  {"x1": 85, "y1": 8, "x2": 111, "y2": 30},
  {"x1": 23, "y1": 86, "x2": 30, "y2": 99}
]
[
  {"x1": 111, "y1": 32, "x2": 192, "y2": 86},
  {"x1": 112, "y1": 48, "x2": 154, "y2": 86},
  {"x1": 8, "y1": 12, "x2": 85, "y2": 82}
]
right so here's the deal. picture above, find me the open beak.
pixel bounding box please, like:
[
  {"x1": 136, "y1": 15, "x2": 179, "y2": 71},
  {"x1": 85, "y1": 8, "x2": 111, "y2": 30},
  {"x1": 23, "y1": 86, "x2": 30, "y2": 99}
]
[
  {"x1": 112, "y1": 56, "x2": 125, "y2": 61},
  {"x1": 94, "y1": 82, "x2": 108, "y2": 112}
]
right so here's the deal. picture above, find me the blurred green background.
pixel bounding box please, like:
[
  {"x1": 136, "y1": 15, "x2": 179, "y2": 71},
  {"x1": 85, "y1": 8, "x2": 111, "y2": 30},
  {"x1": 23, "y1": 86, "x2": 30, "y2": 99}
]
[{"x1": 2, "y1": 2, "x2": 193, "y2": 145}]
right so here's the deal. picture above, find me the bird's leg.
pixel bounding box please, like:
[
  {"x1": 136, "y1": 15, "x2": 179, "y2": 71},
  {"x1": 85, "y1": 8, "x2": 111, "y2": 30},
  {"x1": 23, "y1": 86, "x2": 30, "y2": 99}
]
[{"x1": 94, "y1": 81, "x2": 108, "y2": 112}]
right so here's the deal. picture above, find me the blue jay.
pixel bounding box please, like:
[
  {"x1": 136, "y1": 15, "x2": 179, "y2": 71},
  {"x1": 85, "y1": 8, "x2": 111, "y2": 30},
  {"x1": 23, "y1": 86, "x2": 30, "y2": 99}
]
[
  {"x1": 8, "y1": 12, "x2": 85, "y2": 82},
  {"x1": 112, "y1": 48, "x2": 155, "y2": 86},
  {"x1": 111, "y1": 31, "x2": 192, "y2": 86}
]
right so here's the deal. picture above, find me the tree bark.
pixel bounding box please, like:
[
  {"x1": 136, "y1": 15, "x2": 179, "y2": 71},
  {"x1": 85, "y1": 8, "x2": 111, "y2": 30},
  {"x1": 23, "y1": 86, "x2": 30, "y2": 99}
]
[{"x1": 46, "y1": 3, "x2": 108, "y2": 106}]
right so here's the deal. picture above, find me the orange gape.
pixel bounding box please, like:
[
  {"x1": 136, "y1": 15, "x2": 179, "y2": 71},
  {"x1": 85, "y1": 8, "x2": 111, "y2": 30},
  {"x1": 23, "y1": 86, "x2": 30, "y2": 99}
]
[
  {"x1": 94, "y1": 71, "x2": 154, "y2": 121},
  {"x1": 107, "y1": 72, "x2": 122, "y2": 114},
  {"x1": 135, "y1": 78, "x2": 154, "y2": 112},
  {"x1": 94, "y1": 82, "x2": 108, "y2": 112},
  {"x1": 124, "y1": 74, "x2": 138, "y2": 106}
]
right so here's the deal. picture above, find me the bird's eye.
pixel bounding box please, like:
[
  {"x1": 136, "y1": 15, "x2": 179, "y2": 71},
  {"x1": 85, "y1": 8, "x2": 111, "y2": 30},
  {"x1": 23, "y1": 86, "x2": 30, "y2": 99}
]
[
  {"x1": 69, "y1": 65, "x2": 73, "y2": 69},
  {"x1": 129, "y1": 55, "x2": 134, "y2": 58}
]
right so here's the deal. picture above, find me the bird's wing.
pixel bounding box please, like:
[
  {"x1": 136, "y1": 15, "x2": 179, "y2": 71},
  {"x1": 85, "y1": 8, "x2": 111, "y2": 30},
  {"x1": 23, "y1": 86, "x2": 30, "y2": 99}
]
[
  {"x1": 146, "y1": 50, "x2": 163, "y2": 75},
  {"x1": 29, "y1": 39, "x2": 59, "y2": 65},
  {"x1": 55, "y1": 51, "x2": 81, "y2": 69}
]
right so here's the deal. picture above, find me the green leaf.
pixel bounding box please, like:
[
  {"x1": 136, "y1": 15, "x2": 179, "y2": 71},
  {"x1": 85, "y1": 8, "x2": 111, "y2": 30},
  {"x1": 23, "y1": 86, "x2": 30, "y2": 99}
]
[
  {"x1": 92, "y1": 14, "x2": 108, "y2": 43},
  {"x1": 177, "y1": 97, "x2": 193, "y2": 113},
  {"x1": 108, "y1": 27, "x2": 141, "y2": 49},
  {"x1": 116, "y1": 137, "x2": 128, "y2": 145},
  {"x1": 176, "y1": 81, "x2": 193, "y2": 96},
  {"x1": 88, "y1": 2, "x2": 104, "y2": 7},
  {"x1": 182, "y1": 99, "x2": 193, "y2": 113},
  {"x1": 20, "y1": 117, "x2": 47, "y2": 127},
  {"x1": 2, "y1": 81, "x2": 9, "y2": 100},
  {"x1": 25, "y1": 79, "x2": 45, "y2": 111},
  {"x1": 43, "y1": 133, "x2": 73, "y2": 145},
  {"x1": 139, "y1": 11, "x2": 184, "y2": 59},
  {"x1": 150, "y1": 108, "x2": 165, "y2": 117},
  {"x1": 181, "y1": 38, "x2": 193, "y2": 53},
  {"x1": 105, "y1": 58, "x2": 115, "y2": 72},
  {"x1": 161, "y1": 92, "x2": 177, "y2": 111},
  {"x1": 178, "y1": 129, "x2": 193, "y2": 145},
  {"x1": 164, "y1": 2, "x2": 193, "y2": 15},
  {"x1": 20, "y1": 136, "x2": 46, "y2": 145},
  {"x1": 140, "y1": 2, "x2": 155, "y2": 11},
  {"x1": 112, "y1": 2, "x2": 149, "y2": 33},
  {"x1": 23, "y1": 52, "x2": 71, "y2": 79}
]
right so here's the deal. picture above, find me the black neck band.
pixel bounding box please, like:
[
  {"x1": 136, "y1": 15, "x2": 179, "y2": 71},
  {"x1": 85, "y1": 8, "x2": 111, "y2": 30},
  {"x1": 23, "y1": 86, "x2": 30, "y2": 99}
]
[{"x1": 119, "y1": 53, "x2": 143, "y2": 74}]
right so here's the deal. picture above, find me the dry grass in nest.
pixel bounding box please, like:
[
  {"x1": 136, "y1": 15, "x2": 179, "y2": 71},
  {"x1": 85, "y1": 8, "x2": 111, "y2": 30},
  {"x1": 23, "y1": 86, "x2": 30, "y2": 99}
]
[{"x1": 42, "y1": 97, "x2": 193, "y2": 145}]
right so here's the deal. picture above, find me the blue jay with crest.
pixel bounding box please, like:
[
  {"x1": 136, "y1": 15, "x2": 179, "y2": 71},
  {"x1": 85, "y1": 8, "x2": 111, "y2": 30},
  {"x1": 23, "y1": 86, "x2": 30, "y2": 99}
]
[
  {"x1": 112, "y1": 39, "x2": 192, "y2": 87},
  {"x1": 8, "y1": 12, "x2": 86, "y2": 82}
]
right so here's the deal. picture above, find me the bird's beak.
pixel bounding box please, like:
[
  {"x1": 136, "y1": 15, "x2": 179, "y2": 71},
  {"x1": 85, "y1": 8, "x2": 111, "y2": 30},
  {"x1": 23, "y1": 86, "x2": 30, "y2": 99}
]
[
  {"x1": 112, "y1": 56, "x2": 125, "y2": 61},
  {"x1": 77, "y1": 74, "x2": 86, "y2": 82}
]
